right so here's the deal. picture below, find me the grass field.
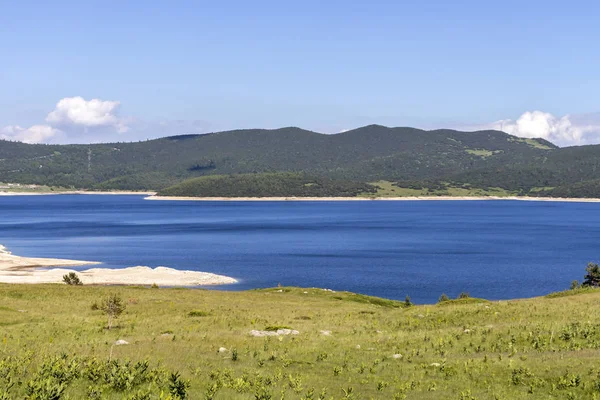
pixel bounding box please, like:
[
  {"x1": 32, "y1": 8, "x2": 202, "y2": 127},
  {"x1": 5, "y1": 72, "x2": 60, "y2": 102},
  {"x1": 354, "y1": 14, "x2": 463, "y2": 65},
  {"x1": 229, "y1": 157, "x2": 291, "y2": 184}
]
[
  {"x1": 364, "y1": 181, "x2": 516, "y2": 198},
  {"x1": 2, "y1": 284, "x2": 600, "y2": 399}
]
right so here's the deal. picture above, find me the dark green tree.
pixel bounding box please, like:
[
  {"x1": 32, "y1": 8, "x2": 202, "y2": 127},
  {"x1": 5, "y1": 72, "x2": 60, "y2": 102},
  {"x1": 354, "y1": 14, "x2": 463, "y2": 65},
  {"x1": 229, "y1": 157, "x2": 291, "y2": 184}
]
[
  {"x1": 583, "y1": 263, "x2": 600, "y2": 287},
  {"x1": 62, "y1": 272, "x2": 82, "y2": 285}
]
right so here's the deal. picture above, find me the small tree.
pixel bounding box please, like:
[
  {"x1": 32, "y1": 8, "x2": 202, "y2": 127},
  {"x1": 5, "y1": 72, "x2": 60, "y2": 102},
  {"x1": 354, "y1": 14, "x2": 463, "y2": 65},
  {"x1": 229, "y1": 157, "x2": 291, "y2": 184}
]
[
  {"x1": 438, "y1": 293, "x2": 450, "y2": 303},
  {"x1": 404, "y1": 295, "x2": 413, "y2": 307},
  {"x1": 570, "y1": 280, "x2": 580, "y2": 290},
  {"x1": 62, "y1": 272, "x2": 82, "y2": 285},
  {"x1": 583, "y1": 263, "x2": 600, "y2": 287},
  {"x1": 458, "y1": 292, "x2": 470, "y2": 299},
  {"x1": 101, "y1": 294, "x2": 126, "y2": 329}
]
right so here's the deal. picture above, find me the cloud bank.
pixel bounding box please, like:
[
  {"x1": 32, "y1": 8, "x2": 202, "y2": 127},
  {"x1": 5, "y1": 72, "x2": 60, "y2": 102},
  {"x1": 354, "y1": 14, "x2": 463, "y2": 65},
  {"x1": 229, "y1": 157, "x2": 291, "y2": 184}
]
[
  {"x1": 0, "y1": 125, "x2": 62, "y2": 144},
  {"x1": 467, "y1": 111, "x2": 600, "y2": 147},
  {"x1": 1, "y1": 97, "x2": 129, "y2": 144},
  {"x1": 46, "y1": 97, "x2": 128, "y2": 133}
]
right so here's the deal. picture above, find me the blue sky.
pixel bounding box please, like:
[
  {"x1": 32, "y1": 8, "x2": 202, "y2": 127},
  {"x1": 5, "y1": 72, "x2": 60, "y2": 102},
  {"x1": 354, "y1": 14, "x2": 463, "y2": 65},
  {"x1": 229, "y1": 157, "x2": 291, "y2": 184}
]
[{"x1": 1, "y1": 0, "x2": 600, "y2": 145}]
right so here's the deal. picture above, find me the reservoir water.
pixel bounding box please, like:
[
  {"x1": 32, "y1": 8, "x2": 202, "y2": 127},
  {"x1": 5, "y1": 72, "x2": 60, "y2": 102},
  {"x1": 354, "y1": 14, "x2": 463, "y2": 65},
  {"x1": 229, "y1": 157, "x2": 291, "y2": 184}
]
[{"x1": 1, "y1": 194, "x2": 598, "y2": 304}]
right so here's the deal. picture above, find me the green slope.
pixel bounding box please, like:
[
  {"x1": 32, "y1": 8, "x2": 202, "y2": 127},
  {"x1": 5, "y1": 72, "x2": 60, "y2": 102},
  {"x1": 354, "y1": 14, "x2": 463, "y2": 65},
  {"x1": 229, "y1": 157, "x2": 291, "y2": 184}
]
[
  {"x1": 158, "y1": 172, "x2": 377, "y2": 198},
  {"x1": 2, "y1": 283, "x2": 600, "y2": 398},
  {"x1": 0, "y1": 125, "x2": 559, "y2": 191}
]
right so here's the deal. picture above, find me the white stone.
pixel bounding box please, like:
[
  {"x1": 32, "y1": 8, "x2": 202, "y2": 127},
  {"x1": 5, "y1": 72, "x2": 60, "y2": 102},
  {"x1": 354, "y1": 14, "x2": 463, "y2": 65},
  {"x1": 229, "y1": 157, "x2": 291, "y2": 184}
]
[
  {"x1": 218, "y1": 347, "x2": 227, "y2": 353},
  {"x1": 392, "y1": 354, "x2": 402, "y2": 359},
  {"x1": 115, "y1": 339, "x2": 129, "y2": 346}
]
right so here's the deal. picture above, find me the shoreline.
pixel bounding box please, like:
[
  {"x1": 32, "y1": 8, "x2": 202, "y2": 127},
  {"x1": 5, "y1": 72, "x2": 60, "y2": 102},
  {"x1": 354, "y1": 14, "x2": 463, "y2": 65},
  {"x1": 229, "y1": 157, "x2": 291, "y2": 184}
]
[
  {"x1": 0, "y1": 190, "x2": 156, "y2": 196},
  {"x1": 145, "y1": 195, "x2": 600, "y2": 203},
  {"x1": 0, "y1": 245, "x2": 236, "y2": 286},
  {"x1": 3, "y1": 190, "x2": 600, "y2": 203}
]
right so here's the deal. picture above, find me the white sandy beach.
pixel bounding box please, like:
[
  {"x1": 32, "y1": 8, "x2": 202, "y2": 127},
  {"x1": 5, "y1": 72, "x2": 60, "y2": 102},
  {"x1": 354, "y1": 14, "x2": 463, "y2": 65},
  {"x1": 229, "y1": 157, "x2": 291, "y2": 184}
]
[
  {"x1": 0, "y1": 190, "x2": 156, "y2": 196},
  {"x1": 145, "y1": 195, "x2": 600, "y2": 203},
  {"x1": 0, "y1": 245, "x2": 237, "y2": 286}
]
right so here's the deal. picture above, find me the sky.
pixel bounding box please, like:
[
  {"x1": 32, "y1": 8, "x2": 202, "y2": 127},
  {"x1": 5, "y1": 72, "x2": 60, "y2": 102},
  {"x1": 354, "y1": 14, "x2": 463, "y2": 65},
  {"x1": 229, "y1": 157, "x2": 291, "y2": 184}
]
[{"x1": 1, "y1": 0, "x2": 600, "y2": 146}]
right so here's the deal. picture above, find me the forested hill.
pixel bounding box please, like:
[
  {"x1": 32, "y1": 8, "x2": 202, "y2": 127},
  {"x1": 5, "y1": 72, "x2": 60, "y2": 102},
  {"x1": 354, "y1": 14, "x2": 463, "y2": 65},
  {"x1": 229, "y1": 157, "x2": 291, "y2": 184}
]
[{"x1": 1, "y1": 124, "x2": 599, "y2": 197}]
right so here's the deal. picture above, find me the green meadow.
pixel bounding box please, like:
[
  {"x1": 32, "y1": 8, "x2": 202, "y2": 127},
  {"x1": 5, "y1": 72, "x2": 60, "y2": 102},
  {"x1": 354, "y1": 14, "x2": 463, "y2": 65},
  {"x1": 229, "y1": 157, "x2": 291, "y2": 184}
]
[{"x1": 2, "y1": 284, "x2": 600, "y2": 399}]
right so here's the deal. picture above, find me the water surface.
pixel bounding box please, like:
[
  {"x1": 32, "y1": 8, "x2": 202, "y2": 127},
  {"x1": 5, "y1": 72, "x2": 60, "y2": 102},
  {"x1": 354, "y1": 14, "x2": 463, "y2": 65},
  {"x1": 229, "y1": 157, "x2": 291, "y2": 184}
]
[{"x1": 0, "y1": 195, "x2": 597, "y2": 303}]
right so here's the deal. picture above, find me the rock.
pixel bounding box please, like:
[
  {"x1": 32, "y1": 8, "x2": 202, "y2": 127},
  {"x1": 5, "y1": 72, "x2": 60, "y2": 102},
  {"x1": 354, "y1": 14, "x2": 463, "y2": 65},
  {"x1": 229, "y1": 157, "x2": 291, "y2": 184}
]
[
  {"x1": 392, "y1": 354, "x2": 402, "y2": 359},
  {"x1": 218, "y1": 347, "x2": 227, "y2": 353},
  {"x1": 249, "y1": 329, "x2": 299, "y2": 337},
  {"x1": 430, "y1": 362, "x2": 441, "y2": 367},
  {"x1": 417, "y1": 314, "x2": 425, "y2": 318},
  {"x1": 303, "y1": 291, "x2": 308, "y2": 294},
  {"x1": 115, "y1": 339, "x2": 129, "y2": 346},
  {"x1": 320, "y1": 330, "x2": 332, "y2": 336},
  {"x1": 276, "y1": 289, "x2": 283, "y2": 292},
  {"x1": 463, "y1": 329, "x2": 471, "y2": 334},
  {"x1": 355, "y1": 344, "x2": 361, "y2": 349}
]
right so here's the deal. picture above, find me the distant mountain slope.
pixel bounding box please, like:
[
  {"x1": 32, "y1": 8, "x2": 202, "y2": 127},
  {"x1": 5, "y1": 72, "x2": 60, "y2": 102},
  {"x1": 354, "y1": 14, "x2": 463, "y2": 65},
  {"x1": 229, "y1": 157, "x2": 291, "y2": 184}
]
[
  {"x1": 0, "y1": 125, "x2": 560, "y2": 191},
  {"x1": 158, "y1": 172, "x2": 377, "y2": 198}
]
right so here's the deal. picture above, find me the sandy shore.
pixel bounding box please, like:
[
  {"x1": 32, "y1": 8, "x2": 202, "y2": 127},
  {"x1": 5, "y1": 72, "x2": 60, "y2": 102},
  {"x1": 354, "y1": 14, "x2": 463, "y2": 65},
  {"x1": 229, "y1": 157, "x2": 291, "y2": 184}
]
[
  {"x1": 0, "y1": 190, "x2": 155, "y2": 196},
  {"x1": 146, "y1": 195, "x2": 600, "y2": 203},
  {"x1": 0, "y1": 246, "x2": 236, "y2": 286}
]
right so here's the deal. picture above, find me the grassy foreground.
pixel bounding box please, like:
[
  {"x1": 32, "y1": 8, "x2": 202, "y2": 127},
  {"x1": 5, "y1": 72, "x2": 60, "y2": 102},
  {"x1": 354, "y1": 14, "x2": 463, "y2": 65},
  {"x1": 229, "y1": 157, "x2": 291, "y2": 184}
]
[{"x1": 2, "y1": 285, "x2": 600, "y2": 399}]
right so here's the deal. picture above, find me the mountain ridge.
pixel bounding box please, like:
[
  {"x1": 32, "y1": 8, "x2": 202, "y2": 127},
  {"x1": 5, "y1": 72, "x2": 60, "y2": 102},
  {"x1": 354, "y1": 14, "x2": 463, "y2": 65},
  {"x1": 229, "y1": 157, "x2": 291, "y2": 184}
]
[{"x1": 2, "y1": 124, "x2": 598, "y2": 197}]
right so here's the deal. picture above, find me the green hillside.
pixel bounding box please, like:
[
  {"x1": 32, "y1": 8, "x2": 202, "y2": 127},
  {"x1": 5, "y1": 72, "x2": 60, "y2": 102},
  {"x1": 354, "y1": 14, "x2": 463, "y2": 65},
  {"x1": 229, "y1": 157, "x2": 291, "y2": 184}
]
[
  {"x1": 2, "y1": 283, "x2": 600, "y2": 399},
  {"x1": 3, "y1": 124, "x2": 600, "y2": 197},
  {"x1": 0, "y1": 126, "x2": 556, "y2": 191},
  {"x1": 158, "y1": 172, "x2": 376, "y2": 198}
]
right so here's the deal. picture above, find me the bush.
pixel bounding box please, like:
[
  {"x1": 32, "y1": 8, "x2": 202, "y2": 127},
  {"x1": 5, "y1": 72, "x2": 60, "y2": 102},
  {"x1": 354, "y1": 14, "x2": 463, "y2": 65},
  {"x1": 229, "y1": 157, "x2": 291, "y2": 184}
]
[
  {"x1": 570, "y1": 280, "x2": 580, "y2": 290},
  {"x1": 168, "y1": 372, "x2": 190, "y2": 399},
  {"x1": 458, "y1": 292, "x2": 470, "y2": 299},
  {"x1": 62, "y1": 272, "x2": 82, "y2": 285},
  {"x1": 101, "y1": 294, "x2": 126, "y2": 330},
  {"x1": 583, "y1": 263, "x2": 600, "y2": 287},
  {"x1": 187, "y1": 310, "x2": 211, "y2": 317},
  {"x1": 404, "y1": 296, "x2": 413, "y2": 307},
  {"x1": 438, "y1": 293, "x2": 450, "y2": 303}
]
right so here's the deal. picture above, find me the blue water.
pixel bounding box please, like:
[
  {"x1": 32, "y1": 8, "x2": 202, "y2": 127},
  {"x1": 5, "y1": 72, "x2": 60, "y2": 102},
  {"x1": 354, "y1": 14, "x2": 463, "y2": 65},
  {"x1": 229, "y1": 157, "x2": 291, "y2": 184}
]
[{"x1": 0, "y1": 195, "x2": 598, "y2": 303}]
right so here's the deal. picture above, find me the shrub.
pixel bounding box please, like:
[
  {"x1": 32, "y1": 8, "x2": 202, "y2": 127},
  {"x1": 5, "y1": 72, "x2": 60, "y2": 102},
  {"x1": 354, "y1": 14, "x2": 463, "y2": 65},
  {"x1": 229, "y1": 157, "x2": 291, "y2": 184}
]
[
  {"x1": 458, "y1": 292, "x2": 470, "y2": 299},
  {"x1": 570, "y1": 280, "x2": 580, "y2": 290},
  {"x1": 438, "y1": 293, "x2": 450, "y2": 303},
  {"x1": 101, "y1": 294, "x2": 126, "y2": 330},
  {"x1": 404, "y1": 296, "x2": 413, "y2": 307},
  {"x1": 188, "y1": 310, "x2": 211, "y2": 317},
  {"x1": 62, "y1": 272, "x2": 82, "y2": 285},
  {"x1": 168, "y1": 372, "x2": 190, "y2": 399},
  {"x1": 583, "y1": 263, "x2": 600, "y2": 287}
]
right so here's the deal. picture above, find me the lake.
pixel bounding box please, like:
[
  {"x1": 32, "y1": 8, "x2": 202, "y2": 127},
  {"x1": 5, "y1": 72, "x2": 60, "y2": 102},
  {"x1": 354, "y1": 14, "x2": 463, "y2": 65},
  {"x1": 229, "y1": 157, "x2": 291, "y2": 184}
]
[{"x1": 0, "y1": 195, "x2": 597, "y2": 303}]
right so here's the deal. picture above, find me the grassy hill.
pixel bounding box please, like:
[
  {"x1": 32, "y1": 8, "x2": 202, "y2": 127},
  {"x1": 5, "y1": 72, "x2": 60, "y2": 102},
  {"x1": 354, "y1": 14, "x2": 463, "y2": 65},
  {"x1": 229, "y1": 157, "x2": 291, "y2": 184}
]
[
  {"x1": 0, "y1": 125, "x2": 561, "y2": 193},
  {"x1": 158, "y1": 173, "x2": 377, "y2": 198},
  {"x1": 4, "y1": 124, "x2": 600, "y2": 197},
  {"x1": 1, "y1": 283, "x2": 600, "y2": 398}
]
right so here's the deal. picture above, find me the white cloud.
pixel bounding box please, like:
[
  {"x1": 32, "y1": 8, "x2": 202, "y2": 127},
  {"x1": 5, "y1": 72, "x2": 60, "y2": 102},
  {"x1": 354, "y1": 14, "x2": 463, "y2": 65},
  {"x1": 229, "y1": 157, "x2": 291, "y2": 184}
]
[
  {"x1": 46, "y1": 96, "x2": 128, "y2": 133},
  {"x1": 0, "y1": 125, "x2": 62, "y2": 144},
  {"x1": 465, "y1": 111, "x2": 600, "y2": 147}
]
